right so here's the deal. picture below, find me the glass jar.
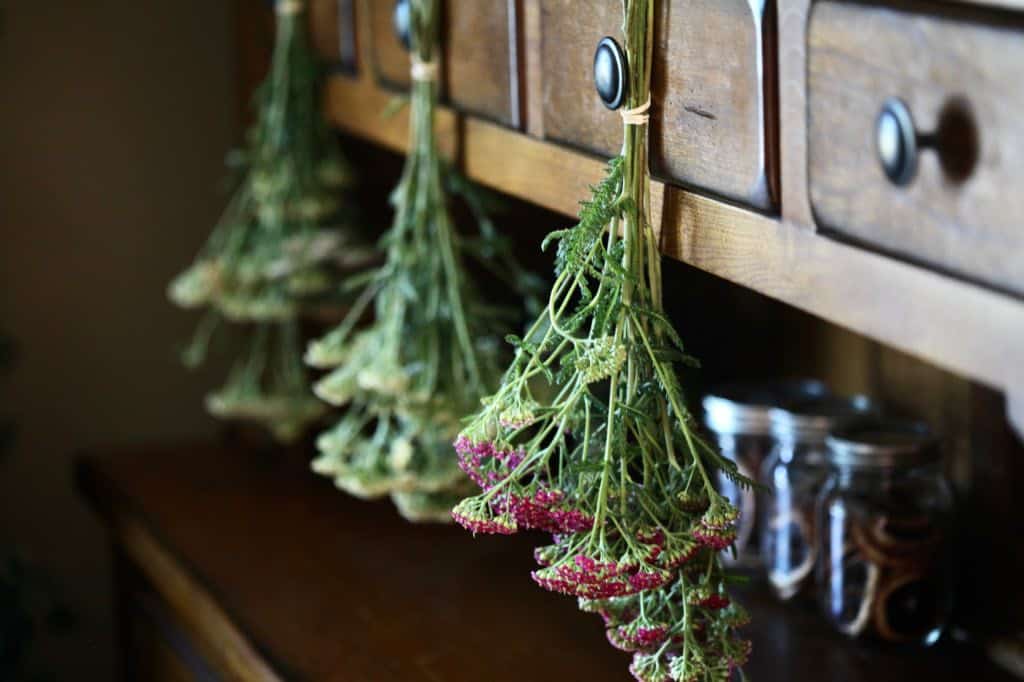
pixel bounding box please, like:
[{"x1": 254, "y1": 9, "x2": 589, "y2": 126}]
[
  {"x1": 703, "y1": 379, "x2": 829, "y2": 569},
  {"x1": 817, "y1": 419, "x2": 953, "y2": 646},
  {"x1": 760, "y1": 394, "x2": 874, "y2": 600}
]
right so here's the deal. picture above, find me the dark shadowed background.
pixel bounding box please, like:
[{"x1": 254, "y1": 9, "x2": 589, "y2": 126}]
[{"x1": 0, "y1": 2, "x2": 236, "y2": 677}]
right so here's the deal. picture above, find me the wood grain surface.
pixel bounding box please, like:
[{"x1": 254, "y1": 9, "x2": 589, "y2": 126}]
[
  {"x1": 299, "y1": 0, "x2": 358, "y2": 71},
  {"x1": 325, "y1": 74, "x2": 460, "y2": 159},
  {"x1": 539, "y1": 0, "x2": 776, "y2": 210},
  {"x1": 650, "y1": 0, "x2": 776, "y2": 210},
  {"x1": 119, "y1": 556, "x2": 249, "y2": 682},
  {"x1": 367, "y1": 0, "x2": 517, "y2": 125},
  {"x1": 80, "y1": 447, "x2": 628, "y2": 681},
  {"x1": 777, "y1": 0, "x2": 814, "y2": 227},
  {"x1": 324, "y1": 70, "x2": 1024, "y2": 436},
  {"x1": 445, "y1": 0, "x2": 518, "y2": 126},
  {"x1": 367, "y1": 0, "x2": 408, "y2": 86},
  {"x1": 521, "y1": 0, "x2": 546, "y2": 137},
  {"x1": 309, "y1": 0, "x2": 338, "y2": 61},
  {"x1": 808, "y1": 1, "x2": 1024, "y2": 296},
  {"x1": 115, "y1": 514, "x2": 281, "y2": 681},
  {"x1": 79, "y1": 446, "x2": 1018, "y2": 682}
]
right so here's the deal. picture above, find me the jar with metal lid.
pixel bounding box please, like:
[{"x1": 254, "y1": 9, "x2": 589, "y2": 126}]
[
  {"x1": 817, "y1": 419, "x2": 953, "y2": 646},
  {"x1": 703, "y1": 379, "x2": 829, "y2": 569},
  {"x1": 760, "y1": 394, "x2": 874, "y2": 600}
]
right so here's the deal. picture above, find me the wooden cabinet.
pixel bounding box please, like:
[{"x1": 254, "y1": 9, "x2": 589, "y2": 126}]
[
  {"x1": 368, "y1": 0, "x2": 519, "y2": 126},
  {"x1": 808, "y1": 2, "x2": 1024, "y2": 296},
  {"x1": 540, "y1": 0, "x2": 776, "y2": 210},
  {"x1": 312, "y1": 0, "x2": 1024, "y2": 435},
  {"x1": 310, "y1": 0, "x2": 357, "y2": 70}
]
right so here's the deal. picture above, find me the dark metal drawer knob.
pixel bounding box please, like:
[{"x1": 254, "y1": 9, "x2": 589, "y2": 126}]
[
  {"x1": 876, "y1": 97, "x2": 979, "y2": 187},
  {"x1": 593, "y1": 37, "x2": 627, "y2": 110},
  {"x1": 393, "y1": 0, "x2": 411, "y2": 51},
  {"x1": 876, "y1": 98, "x2": 918, "y2": 186}
]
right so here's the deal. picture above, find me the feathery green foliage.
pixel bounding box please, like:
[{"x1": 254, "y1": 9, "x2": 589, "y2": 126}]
[
  {"x1": 451, "y1": 1, "x2": 751, "y2": 679},
  {"x1": 168, "y1": 1, "x2": 369, "y2": 441},
  {"x1": 304, "y1": 0, "x2": 541, "y2": 521}
]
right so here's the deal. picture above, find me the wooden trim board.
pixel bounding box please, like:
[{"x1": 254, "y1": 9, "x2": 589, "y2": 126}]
[{"x1": 114, "y1": 514, "x2": 282, "y2": 682}]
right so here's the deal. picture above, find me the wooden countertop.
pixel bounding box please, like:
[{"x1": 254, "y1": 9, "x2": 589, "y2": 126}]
[{"x1": 77, "y1": 444, "x2": 1016, "y2": 681}]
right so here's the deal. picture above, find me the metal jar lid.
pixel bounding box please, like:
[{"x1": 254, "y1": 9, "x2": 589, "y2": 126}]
[
  {"x1": 769, "y1": 394, "x2": 876, "y2": 443},
  {"x1": 827, "y1": 418, "x2": 939, "y2": 469},
  {"x1": 703, "y1": 379, "x2": 830, "y2": 437}
]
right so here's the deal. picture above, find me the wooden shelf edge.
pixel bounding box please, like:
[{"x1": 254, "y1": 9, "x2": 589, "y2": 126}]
[
  {"x1": 78, "y1": 455, "x2": 283, "y2": 681},
  {"x1": 114, "y1": 515, "x2": 283, "y2": 682},
  {"x1": 324, "y1": 75, "x2": 1024, "y2": 434}
]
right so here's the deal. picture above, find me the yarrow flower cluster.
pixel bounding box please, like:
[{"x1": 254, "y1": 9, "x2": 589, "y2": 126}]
[
  {"x1": 448, "y1": 0, "x2": 752, "y2": 678},
  {"x1": 203, "y1": 322, "x2": 326, "y2": 443},
  {"x1": 692, "y1": 502, "x2": 741, "y2": 551},
  {"x1": 580, "y1": 575, "x2": 752, "y2": 681},
  {"x1": 304, "y1": 0, "x2": 541, "y2": 522},
  {"x1": 167, "y1": 0, "x2": 371, "y2": 441}
]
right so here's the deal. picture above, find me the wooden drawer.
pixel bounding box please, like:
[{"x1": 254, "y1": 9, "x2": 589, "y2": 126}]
[
  {"x1": 540, "y1": 0, "x2": 776, "y2": 211},
  {"x1": 808, "y1": 2, "x2": 1024, "y2": 296},
  {"x1": 310, "y1": 0, "x2": 357, "y2": 70},
  {"x1": 368, "y1": 0, "x2": 518, "y2": 126}
]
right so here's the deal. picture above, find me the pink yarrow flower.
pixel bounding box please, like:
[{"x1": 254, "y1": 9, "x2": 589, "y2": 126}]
[
  {"x1": 450, "y1": 498, "x2": 517, "y2": 536},
  {"x1": 454, "y1": 436, "x2": 526, "y2": 491},
  {"x1": 693, "y1": 525, "x2": 736, "y2": 551}
]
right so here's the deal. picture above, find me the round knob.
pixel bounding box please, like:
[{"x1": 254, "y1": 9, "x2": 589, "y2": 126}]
[
  {"x1": 593, "y1": 37, "x2": 627, "y2": 110},
  {"x1": 876, "y1": 98, "x2": 918, "y2": 186},
  {"x1": 393, "y1": 0, "x2": 411, "y2": 51}
]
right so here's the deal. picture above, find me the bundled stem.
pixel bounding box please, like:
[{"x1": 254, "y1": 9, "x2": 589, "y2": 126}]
[
  {"x1": 451, "y1": 1, "x2": 751, "y2": 678},
  {"x1": 306, "y1": 0, "x2": 541, "y2": 521},
  {"x1": 168, "y1": 0, "x2": 368, "y2": 442}
]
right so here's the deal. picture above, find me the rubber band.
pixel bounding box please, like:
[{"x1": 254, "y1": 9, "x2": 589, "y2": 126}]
[
  {"x1": 411, "y1": 56, "x2": 438, "y2": 82},
  {"x1": 621, "y1": 95, "x2": 651, "y2": 125},
  {"x1": 276, "y1": 0, "x2": 304, "y2": 15}
]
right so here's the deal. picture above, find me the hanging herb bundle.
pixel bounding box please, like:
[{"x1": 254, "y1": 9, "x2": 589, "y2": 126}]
[
  {"x1": 450, "y1": 1, "x2": 751, "y2": 678},
  {"x1": 169, "y1": 0, "x2": 369, "y2": 441},
  {"x1": 305, "y1": 0, "x2": 541, "y2": 522}
]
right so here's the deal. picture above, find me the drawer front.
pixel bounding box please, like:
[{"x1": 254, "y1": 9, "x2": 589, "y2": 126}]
[
  {"x1": 540, "y1": 0, "x2": 776, "y2": 211},
  {"x1": 808, "y1": 2, "x2": 1024, "y2": 295},
  {"x1": 369, "y1": 0, "x2": 518, "y2": 126},
  {"x1": 310, "y1": 0, "x2": 357, "y2": 69}
]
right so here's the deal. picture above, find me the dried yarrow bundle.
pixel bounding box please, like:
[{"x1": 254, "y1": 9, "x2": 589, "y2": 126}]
[
  {"x1": 205, "y1": 321, "x2": 325, "y2": 444},
  {"x1": 450, "y1": 1, "x2": 751, "y2": 678},
  {"x1": 169, "y1": 0, "x2": 369, "y2": 440},
  {"x1": 305, "y1": 0, "x2": 541, "y2": 521}
]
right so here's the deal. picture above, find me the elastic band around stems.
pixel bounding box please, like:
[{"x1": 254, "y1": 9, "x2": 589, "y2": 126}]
[
  {"x1": 276, "y1": 0, "x2": 304, "y2": 15},
  {"x1": 621, "y1": 95, "x2": 651, "y2": 125},
  {"x1": 411, "y1": 56, "x2": 438, "y2": 82}
]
